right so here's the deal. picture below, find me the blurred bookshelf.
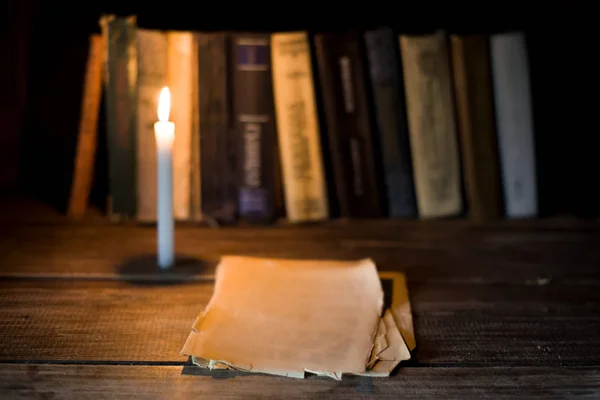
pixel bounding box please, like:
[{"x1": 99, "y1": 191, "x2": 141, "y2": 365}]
[{"x1": 3, "y1": 0, "x2": 598, "y2": 226}]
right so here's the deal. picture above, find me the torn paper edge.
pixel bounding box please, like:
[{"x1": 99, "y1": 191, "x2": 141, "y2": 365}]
[
  {"x1": 182, "y1": 262, "x2": 414, "y2": 380},
  {"x1": 190, "y1": 307, "x2": 411, "y2": 380},
  {"x1": 358, "y1": 309, "x2": 411, "y2": 377}
]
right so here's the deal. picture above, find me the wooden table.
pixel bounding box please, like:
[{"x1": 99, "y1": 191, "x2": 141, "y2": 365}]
[{"x1": 1, "y1": 196, "x2": 599, "y2": 398}]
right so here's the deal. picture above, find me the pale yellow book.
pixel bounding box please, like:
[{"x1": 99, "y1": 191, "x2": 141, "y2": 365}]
[
  {"x1": 271, "y1": 32, "x2": 329, "y2": 222},
  {"x1": 399, "y1": 32, "x2": 462, "y2": 219},
  {"x1": 136, "y1": 29, "x2": 168, "y2": 222},
  {"x1": 167, "y1": 31, "x2": 194, "y2": 220}
]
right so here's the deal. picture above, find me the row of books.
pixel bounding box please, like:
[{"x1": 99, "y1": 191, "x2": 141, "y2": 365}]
[{"x1": 70, "y1": 15, "x2": 537, "y2": 224}]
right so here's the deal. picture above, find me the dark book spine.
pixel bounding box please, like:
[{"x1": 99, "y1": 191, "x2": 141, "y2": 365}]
[
  {"x1": 313, "y1": 31, "x2": 384, "y2": 218},
  {"x1": 364, "y1": 27, "x2": 417, "y2": 218},
  {"x1": 231, "y1": 33, "x2": 278, "y2": 224},
  {"x1": 308, "y1": 34, "x2": 340, "y2": 218},
  {"x1": 196, "y1": 33, "x2": 237, "y2": 223},
  {"x1": 450, "y1": 35, "x2": 503, "y2": 222},
  {"x1": 100, "y1": 15, "x2": 137, "y2": 219}
]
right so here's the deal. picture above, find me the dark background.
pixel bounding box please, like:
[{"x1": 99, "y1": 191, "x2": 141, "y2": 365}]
[{"x1": 2, "y1": 0, "x2": 597, "y2": 217}]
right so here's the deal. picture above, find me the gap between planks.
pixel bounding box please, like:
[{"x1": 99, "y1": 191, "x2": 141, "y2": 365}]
[
  {"x1": 1, "y1": 364, "x2": 599, "y2": 399},
  {"x1": 1, "y1": 273, "x2": 594, "y2": 287}
]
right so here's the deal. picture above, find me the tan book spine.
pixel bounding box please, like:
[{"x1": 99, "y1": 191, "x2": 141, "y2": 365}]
[
  {"x1": 399, "y1": 32, "x2": 462, "y2": 219},
  {"x1": 136, "y1": 29, "x2": 168, "y2": 222},
  {"x1": 271, "y1": 32, "x2": 329, "y2": 222},
  {"x1": 167, "y1": 31, "x2": 193, "y2": 220},
  {"x1": 67, "y1": 35, "x2": 104, "y2": 218},
  {"x1": 190, "y1": 36, "x2": 202, "y2": 221}
]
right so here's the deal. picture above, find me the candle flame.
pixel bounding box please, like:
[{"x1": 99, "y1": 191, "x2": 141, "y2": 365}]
[{"x1": 158, "y1": 87, "x2": 171, "y2": 122}]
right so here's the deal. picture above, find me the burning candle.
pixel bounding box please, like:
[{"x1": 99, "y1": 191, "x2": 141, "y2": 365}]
[{"x1": 154, "y1": 87, "x2": 175, "y2": 269}]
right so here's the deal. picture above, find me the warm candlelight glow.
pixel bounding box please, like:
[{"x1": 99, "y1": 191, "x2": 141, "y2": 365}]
[{"x1": 158, "y1": 86, "x2": 171, "y2": 122}]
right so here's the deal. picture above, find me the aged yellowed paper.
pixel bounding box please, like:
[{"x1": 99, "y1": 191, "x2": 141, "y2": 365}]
[{"x1": 182, "y1": 256, "x2": 413, "y2": 379}]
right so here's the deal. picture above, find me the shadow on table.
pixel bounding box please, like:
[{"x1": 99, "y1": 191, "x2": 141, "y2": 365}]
[
  {"x1": 115, "y1": 254, "x2": 217, "y2": 286},
  {"x1": 180, "y1": 361, "x2": 390, "y2": 393},
  {"x1": 181, "y1": 364, "x2": 243, "y2": 380}
]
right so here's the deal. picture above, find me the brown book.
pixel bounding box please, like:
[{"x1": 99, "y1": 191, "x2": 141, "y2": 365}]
[
  {"x1": 231, "y1": 33, "x2": 279, "y2": 224},
  {"x1": 67, "y1": 35, "x2": 104, "y2": 218},
  {"x1": 190, "y1": 34, "x2": 201, "y2": 221},
  {"x1": 196, "y1": 32, "x2": 237, "y2": 224},
  {"x1": 99, "y1": 15, "x2": 137, "y2": 220},
  {"x1": 314, "y1": 31, "x2": 385, "y2": 218},
  {"x1": 450, "y1": 35, "x2": 503, "y2": 222}
]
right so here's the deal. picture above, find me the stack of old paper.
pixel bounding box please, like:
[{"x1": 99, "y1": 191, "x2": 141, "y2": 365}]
[{"x1": 181, "y1": 256, "x2": 415, "y2": 379}]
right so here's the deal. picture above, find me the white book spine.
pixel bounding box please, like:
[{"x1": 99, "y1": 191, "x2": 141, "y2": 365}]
[{"x1": 490, "y1": 32, "x2": 538, "y2": 218}]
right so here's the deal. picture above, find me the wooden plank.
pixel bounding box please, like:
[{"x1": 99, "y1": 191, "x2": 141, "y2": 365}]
[
  {"x1": 410, "y1": 282, "x2": 600, "y2": 365},
  {"x1": 1, "y1": 364, "x2": 599, "y2": 398},
  {"x1": 1, "y1": 224, "x2": 599, "y2": 284},
  {"x1": 0, "y1": 280, "x2": 207, "y2": 363},
  {"x1": 0, "y1": 279, "x2": 599, "y2": 365}
]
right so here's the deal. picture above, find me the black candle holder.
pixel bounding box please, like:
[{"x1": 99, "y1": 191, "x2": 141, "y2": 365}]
[{"x1": 115, "y1": 254, "x2": 216, "y2": 286}]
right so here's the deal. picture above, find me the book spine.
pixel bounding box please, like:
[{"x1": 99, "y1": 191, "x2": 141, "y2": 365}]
[
  {"x1": 197, "y1": 33, "x2": 237, "y2": 223},
  {"x1": 190, "y1": 35, "x2": 201, "y2": 221},
  {"x1": 313, "y1": 31, "x2": 384, "y2": 218},
  {"x1": 232, "y1": 33, "x2": 278, "y2": 223},
  {"x1": 68, "y1": 34, "x2": 104, "y2": 218},
  {"x1": 100, "y1": 15, "x2": 137, "y2": 220},
  {"x1": 364, "y1": 27, "x2": 417, "y2": 218},
  {"x1": 136, "y1": 29, "x2": 168, "y2": 222},
  {"x1": 490, "y1": 32, "x2": 537, "y2": 218},
  {"x1": 313, "y1": 34, "x2": 348, "y2": 217},
  {"x1": 271, "y1": 31, "x2": 329, "y2": 223},
  {"x1": 167, "y1": 31, "x2": 193, "y2": 220},
  {"x1": 399, "y1": 32, "x2": 463, "y2": 219},
  {"x1": 450, "y1": 34, "x2": 503, "y2": 222}
]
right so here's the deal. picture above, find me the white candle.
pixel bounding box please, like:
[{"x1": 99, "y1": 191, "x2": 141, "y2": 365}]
[{"x1": 154, "y1": 87, "x2": 175, "y2": 269}]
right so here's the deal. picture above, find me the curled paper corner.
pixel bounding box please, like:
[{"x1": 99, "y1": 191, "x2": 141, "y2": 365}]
[
  {"x1": 359, "y1": 309, "x2": 412, "y2": 377},
  {"x1": 378, "y1": 271, "x2": 416, "y2": 351}
]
